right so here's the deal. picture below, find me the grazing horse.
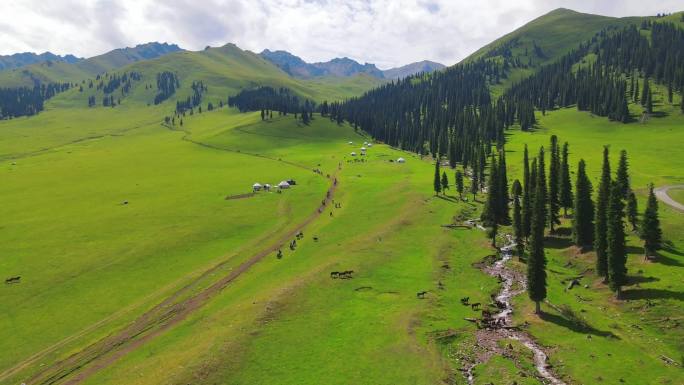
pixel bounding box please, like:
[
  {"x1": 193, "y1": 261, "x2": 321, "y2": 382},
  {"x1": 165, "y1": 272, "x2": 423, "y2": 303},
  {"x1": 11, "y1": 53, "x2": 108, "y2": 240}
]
[
  {"x1": 330, "y1": 271, "x2": 339, "y2": 279},
  {"x1": 5, "y1": 276, "x2": 20, "y2": 284},
  {"x1": 338, "y1": 270, "x2": 354, "y2": 279},
  {"x1": 470, "y1": 302, "x2": 481, "y2": 310},
  {"x1": 416, "y1": 291, "x2": 428, "y2": 299},
  {"x1": 276, "y1": 250, "x2": 283, "y2": 259}
]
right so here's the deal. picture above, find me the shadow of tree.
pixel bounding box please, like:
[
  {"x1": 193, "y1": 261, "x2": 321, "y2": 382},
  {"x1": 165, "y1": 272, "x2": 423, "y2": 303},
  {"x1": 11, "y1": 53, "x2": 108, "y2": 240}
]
[
  {"x1": 622, "y1": 288, "x2": 684, "y2": 301},
  {"x1": 436, "y1": 194, "x2": 459, "y2": 203},
  {"x1": 625, "y1": 275, "x2": 660, "y2": 286},
  {"x1": 653, "y1": 252, "x2": 684, "y2": 267},
  {"x1": 544, "y1": 235, "x2": 573, "y2": 249},
  {"x1": 540, "y1": 312, "x2": 619, "y2": 339}
]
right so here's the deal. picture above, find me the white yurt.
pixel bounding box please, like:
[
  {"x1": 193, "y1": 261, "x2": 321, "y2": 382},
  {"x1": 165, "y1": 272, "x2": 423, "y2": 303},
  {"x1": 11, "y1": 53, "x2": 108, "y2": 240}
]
[
  {"x1": 253, "y1": 183, "x2": 263, "y2": 191},
  {"x1": 361, "y1": 147, "x2": 366, "y2": 151},
  {"x1": 351, "y1": 152, "x2": 357, "y2": 156},
  {"x1": 264, "y1": 183, "x2": 272, "y2": 191},
  {"x1": 348, "y1": 141, "x2": 353, "y2": 144},
  {"x1": 367, "y1": 143, "x2": 373, "y2": 147},
  {"x1": 278, "y1": 181, "x2": 291, "y2": 189},
  {"x1": 397, "y1": 157, "x2": 406, "y2": 163}
]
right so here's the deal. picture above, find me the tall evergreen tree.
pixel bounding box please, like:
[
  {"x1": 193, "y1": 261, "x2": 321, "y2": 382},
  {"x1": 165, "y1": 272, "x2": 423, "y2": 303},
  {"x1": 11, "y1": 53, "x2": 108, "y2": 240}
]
[
  {"x1": 455, "y1": 169, "x2": 464, "y2": 199},
  {"x1": 595, "y1": 146, "x2": 611, "y2": 280},
  {"x1": 627, "y1": 190, "x2": 638, "y2": 231},
  {"x1": 498, "y1": 149, "x2": 510, "y2": 224},
  {"x1": 572, "y1": 159, "x2": 594, "y2": 250},
  {"x1": 559, "y1": 142, "x2": 573, "y2": 216},
  {"x1": 441, "y1": 171, "x2": 449, "y2": 193},
  {"x1": 646, "y1": 89, "x2": 653, "y2": 114},
  {"x1": 615, "y1": 150, "x2": 630, "y2": 199},
  {"x1": 522, "y1": 145, "x2": 532, "y2": 239},
  {"x1": 641, "y1": 184, "x2": 663, "y2": 257},
  {"x1": 482, "y1": 154, "x2": 499, "y2": 226},
  {"x1": 607, "y1": 182, "x2": 627, "y2": 298},
  {"x1": 512, "y1": 180, "x2": 524, "y2": 259},
  {"x1": 527, "y1": 147, "x2": 547, "y2": 314},
  {"x1": 433, "y1": 161, "x2": 442, "y2": 195},
  {"x1": 470, "y1": 170, "x2": 479, "y2": 201},
  {"x1": 548, "y1": 136, "x2": 561, "y2": 232}
]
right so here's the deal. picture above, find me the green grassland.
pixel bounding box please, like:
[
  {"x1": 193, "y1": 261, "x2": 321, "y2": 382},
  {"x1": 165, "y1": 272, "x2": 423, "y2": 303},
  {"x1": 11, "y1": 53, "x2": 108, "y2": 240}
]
[
  {"x1": 670, "y1": 188, "x2": 684, "y2": 205},
  {"x1": 2, "y1": 86, "x2": 684, "y2": 384}
]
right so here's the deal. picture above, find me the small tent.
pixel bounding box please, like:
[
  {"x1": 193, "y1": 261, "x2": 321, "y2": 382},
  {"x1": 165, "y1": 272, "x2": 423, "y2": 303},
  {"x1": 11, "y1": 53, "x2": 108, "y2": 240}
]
[
  {"x1": 367, "y1": 143, "x2": 373, "y2": 147},
  {"x1": 348, "y1": 141, "x2": 353, "y2": 144},
  {"x1": 360, "y1": 147, "x2": 366, "y2": 152},
  {"x1": 351, "y1": 152, "x2": 357, "y2": 156},
  {"x1": 264, "y1": 183, "x2": 272, "y2": 191},
  {"x1": 278, "y1": 181, "x2": 291, "y2": 189},
  {"x1": 397, "y1": 157, "x2": 406, "y2": 163},
  {"x1": 253, "y1": 183, "x2": 263, "y2": 191}
]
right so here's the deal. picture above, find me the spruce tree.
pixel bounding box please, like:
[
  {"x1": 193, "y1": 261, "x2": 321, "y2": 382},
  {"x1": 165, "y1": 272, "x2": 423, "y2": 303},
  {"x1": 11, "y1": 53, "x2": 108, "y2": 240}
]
[
  {"x1": 470, "y1": 171, "x2": 479, "y2": 201},
  {"x1": 615, "y1": 150, "x2": 630, "y2": 199},
  {"x1": 627, "y1": 191, "x2": 638, "y2": 231},
  {"x1": 441, "y1": 171, "x2": 449, "y2": 193},
  {"x1": 559, "y1": 142, "x2": 573, "y2": 216},
  {"x1": 455, "y1": 169, "x2": 464, "y2": 199},
  {"x1": 607, "y1": 182, "x2": 627, "y2": 298},
  {"x1": 646, "y1": 89, "x2": 653, "y2": 114},
  {"x1": 572, "y1": 159, "x2": 594, "y2": 250},
  {"x1": 482, "y1": 154, "x2": 499, "y2": 226},
  {"x1": 527, "y1": 147, "x2": 547, "y2": 314},
  {"x1": 548, "y1": 136, "x2": 561, "y2": 232},
  {"x1": 641, "y1": 184, "x2": 662, "y2": 257},
  {"x1": 512, "y1": 180, "x2": 524, "y2": 259},
  {"x1": 595, "y1": 146, "x2": 611, "y2": 280},
  {"x1": 498, "y1": 149, "x2": 510, "y2": 224},
  {"x1": 522, "y1": 145, "x2": 532, "y2": 239},
  {"x1": 433, "y1": 161, "x2": 441, "y2": 195}
]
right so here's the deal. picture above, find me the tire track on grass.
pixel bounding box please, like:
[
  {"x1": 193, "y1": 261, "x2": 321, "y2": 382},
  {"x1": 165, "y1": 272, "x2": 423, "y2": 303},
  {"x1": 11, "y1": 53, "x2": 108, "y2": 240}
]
[{"x1": 22, "y1": 125, "x2": 341, "y2": 385}]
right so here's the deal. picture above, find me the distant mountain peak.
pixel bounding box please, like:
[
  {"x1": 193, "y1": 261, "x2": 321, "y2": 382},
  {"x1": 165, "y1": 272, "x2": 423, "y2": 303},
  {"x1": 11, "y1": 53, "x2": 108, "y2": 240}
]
[
  {"x1": 259, "y1": 49, "x2": 443, "y2": 79},
  {"x1": 0, "y1": 51, "x2": 82, "y2": 70}
]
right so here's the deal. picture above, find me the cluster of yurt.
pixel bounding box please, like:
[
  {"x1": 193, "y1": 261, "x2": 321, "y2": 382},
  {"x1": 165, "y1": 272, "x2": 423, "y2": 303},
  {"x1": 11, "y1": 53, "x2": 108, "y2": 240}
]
[{"x1": 253, "y1": 180, "x2": 294, "y2": 192}]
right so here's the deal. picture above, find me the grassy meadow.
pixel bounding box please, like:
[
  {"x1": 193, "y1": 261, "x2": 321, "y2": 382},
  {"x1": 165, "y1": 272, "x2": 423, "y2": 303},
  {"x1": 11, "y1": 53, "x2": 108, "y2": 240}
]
[{"x1": 1, "y1": 41, "x2": 683, "y2": 384}]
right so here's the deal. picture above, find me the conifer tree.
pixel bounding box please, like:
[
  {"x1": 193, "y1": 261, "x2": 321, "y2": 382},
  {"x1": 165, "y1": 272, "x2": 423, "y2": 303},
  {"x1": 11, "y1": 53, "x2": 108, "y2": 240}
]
[
  {"x1": 512, "y1": 180, "x2": 524, "y2": 259},
  {"x1": 641, "y1": 184, "x2": 662, "y2": 257},
  {"x1": 595, "y1": 146, "x2": 611, "y2": 280},
  {"x1": 559, "y1": 142, "x2": 573, "y2": 216},
  {"x1": 482, "y1": 154, "x2": 499, "y2": 226},
  {"x1": 548, "y1": 136, "x2": 561, "y2": 232},
  {"x1": 572, "y1": 159, "x2": 594, "y2": 250},
  {"x1": 455, "y1": 169, "x2": 464, "y2": 199},
  {"x1": 634, "y1": 78, "x2": 640, "y2": 103},
  {"x1": 646, "y1": 89, "x2": 653, "y2": 114},
  {"x1": 627, "y1": 190, "x2": 638, "y2": 231},
  {"x1": 527, "y1": 147, "x2": 547, "y2": 314},
  {"x1": 522, "y1": 145, "x2": 532, "y2": 239},
  {"x1": 615, "y1": 150, "x2": 630, "y2": 199},
  {"x1": 441, "y1": 171, "x2": 449, "y2": 193},
  {"x1": 433, "y1": 161, "x2": 441, "y2": 195},
  {"x1": 641, "y1": 78, "x2": 649, "y2": 107},
  {"x1": 607, "y1": 182, "x2": 627, "y2": 298},
  {"x1": 470, "y1": 171, "x2": 479, "y2": 201},
  {"x1": 498, "y1": 149, "x2": 510, "y2": 224}
]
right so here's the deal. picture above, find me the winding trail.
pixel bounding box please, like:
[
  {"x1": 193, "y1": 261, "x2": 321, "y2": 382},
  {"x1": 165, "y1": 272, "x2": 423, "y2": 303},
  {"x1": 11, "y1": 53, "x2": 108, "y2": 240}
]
[
  {"x1": 18, "y1": 126, "x2": 341, "y2": 385},
  {"x1": 464, "y1": 234, "x2": 566, "y2": 385},
  {"x1": 654, "y1": 185, "x2": 684, "y2": 213}
]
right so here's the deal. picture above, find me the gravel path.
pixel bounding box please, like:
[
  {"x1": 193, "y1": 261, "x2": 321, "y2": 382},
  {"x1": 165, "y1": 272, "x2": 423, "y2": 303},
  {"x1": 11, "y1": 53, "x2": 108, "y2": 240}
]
[{"x1": 654, "y1": 185, "x2": 684, "y2": 213}]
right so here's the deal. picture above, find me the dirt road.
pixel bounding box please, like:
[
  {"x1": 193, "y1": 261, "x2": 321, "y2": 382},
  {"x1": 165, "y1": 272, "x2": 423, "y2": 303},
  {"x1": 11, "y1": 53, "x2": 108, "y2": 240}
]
[{"x1": 654, "y1": 185, "x2": 684, "y2": 213}]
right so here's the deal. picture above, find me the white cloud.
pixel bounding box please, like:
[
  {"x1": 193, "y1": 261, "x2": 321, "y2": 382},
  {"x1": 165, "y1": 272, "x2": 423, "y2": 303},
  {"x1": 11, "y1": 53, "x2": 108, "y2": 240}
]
[{"x1": 0, "y1": 0, "x2": 680, "y2": 68}]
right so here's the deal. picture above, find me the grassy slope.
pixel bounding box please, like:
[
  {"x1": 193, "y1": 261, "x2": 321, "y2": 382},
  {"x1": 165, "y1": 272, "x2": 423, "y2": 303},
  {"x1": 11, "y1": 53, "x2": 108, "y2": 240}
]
[
  {"x1": 504, "y1": 86, "x2": 684, "y2": 384},
  {"x1": 467, "y1": 8, "x2": 643, "y2": 96}
]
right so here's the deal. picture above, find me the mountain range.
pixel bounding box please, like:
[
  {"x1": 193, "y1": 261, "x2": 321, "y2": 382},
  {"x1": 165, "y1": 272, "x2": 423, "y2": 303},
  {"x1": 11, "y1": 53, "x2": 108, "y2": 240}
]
[{"x1": 259, "y1": 49, "x2": 444, "y2": 79}]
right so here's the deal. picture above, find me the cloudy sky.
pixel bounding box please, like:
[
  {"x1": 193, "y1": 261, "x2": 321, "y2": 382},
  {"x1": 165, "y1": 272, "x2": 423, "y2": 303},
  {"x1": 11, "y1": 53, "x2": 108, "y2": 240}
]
[{"x1": 0, "y1": 0, "x2": 680, "y2": 69}]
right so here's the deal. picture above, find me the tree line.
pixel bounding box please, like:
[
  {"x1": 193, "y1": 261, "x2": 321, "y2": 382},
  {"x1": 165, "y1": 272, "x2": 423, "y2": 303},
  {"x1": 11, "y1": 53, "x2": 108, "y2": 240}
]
[{"x1": 0, "y1": 83, "x2": 70, "y2": 119}]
